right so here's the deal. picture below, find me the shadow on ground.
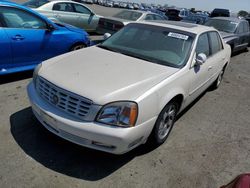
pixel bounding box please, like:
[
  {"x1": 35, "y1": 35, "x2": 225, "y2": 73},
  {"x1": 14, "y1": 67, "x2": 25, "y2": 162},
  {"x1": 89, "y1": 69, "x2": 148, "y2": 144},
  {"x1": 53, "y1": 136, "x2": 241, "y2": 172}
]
[{"x1": 0, "y1": 71, "x2": 33, "y2": 85}]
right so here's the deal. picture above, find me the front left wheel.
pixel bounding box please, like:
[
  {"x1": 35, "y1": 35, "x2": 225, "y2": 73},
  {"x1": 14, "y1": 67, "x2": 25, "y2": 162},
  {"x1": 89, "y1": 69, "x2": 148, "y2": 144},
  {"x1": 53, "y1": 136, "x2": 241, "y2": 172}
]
[{"x1": 150, "y1": 101, "x2": 179, "y2": 145}]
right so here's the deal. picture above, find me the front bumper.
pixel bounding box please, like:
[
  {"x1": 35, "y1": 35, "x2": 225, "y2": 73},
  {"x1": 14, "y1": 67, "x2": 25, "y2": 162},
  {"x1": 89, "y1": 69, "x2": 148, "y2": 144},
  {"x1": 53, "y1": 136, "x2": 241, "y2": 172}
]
[{"x1": 27, "y1": 81, "x2": 156, "y2": 154}]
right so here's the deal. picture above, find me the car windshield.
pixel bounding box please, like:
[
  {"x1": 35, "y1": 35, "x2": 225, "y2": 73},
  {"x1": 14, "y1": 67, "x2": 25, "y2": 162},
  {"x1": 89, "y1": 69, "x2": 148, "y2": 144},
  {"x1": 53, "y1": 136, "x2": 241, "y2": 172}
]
[
  {"x1": 113, "y1": 10, "x2": 142, "y2": 21},
  {"x1": 205, "y1": 19, "x2": 238, "y2": 33},
  {"x1": 99, "y1": 24, "x2": 194, "y2": 68},
  {"x1": 22, "y1": 0, "x2": 49, "y2": 8}
]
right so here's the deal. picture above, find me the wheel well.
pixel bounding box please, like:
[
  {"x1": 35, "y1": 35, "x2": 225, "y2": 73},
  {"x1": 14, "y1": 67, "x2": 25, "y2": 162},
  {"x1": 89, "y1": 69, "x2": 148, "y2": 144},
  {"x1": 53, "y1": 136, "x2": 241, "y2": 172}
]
[
  {"x1": 69, "y1": 42, "x2": 86, "y2": 51},
  {"x1": 223, "y1": 62, "x2": 228, "y2": 71},
  {"x1": 169, "y1": 94, "x2": 184, "y2": 111},
  {"x1": 229, "y1": 44, "x2": 234, "y2": 51}
]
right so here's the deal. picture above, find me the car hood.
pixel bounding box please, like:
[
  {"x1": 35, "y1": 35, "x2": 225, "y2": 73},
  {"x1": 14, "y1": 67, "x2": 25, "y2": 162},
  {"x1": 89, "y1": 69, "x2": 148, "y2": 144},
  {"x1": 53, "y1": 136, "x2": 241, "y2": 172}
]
[{"x1": 39, "y1": 46, "x2": 179, "y2": 104}]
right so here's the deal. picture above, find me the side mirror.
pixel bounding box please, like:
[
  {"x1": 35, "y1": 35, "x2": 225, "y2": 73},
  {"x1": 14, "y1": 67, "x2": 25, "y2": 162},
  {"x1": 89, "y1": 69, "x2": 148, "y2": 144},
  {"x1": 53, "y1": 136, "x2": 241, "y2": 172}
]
[
  {"x1": 103, "y1": 33, "x2": 111, "y2": 40},
  {"x1": 195, "y1": 53, "x2": 207, "y2": 66},
  {"x1": 46, "y1": 24, "x2": 55, "y2": 32}
]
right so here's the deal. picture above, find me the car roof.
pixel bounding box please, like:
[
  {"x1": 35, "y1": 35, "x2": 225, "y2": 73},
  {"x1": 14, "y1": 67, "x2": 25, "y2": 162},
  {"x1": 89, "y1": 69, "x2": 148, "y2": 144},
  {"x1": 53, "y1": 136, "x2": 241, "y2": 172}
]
[
  {"x1": 210, "y1": 17, "x2": 244, "y2": 23},
  {"x1": 135, "y1": 21, "x2": 216, "y2": 35}
]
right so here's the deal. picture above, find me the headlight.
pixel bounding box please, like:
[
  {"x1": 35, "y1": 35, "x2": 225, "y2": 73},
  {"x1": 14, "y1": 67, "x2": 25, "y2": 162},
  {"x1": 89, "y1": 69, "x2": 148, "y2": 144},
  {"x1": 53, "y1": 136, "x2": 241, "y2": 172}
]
[
  {"x1": 96, "y1": 101, "x2": 138, "y2": 127},
  {"x1": 33, "y1": 63, "x2": 42, "y2": 87}
]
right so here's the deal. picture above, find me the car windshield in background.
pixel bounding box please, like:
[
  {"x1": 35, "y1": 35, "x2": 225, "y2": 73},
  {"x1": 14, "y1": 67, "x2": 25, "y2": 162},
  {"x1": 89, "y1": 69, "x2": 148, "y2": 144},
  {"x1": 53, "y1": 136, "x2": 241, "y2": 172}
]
[
  {"x1": 22, "y1": 0, "x2": 49, "y2": 8},
  {"x1": 205, "y1": 19, "x2": 238, "y2": 33},
  {"x1": 113, "y1": 10, "x2": 142, "y2": 21},
  {"x1": 100, "y1": 24, "x2": 194, "y2": 68}
]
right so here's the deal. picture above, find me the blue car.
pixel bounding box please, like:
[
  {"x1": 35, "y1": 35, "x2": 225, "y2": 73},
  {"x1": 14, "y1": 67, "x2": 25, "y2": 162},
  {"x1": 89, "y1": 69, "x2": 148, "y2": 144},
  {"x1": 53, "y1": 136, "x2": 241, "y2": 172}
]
[{"x1": 0, "y1": 1, "x2": 91, "y2": 75}]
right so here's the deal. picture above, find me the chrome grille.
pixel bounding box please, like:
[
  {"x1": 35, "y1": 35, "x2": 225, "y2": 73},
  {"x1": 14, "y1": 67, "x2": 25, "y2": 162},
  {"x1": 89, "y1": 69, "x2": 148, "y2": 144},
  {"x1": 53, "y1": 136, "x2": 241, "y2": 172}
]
[{"x1": 36, "y1": 77, "x2": 93, "y2": 120}]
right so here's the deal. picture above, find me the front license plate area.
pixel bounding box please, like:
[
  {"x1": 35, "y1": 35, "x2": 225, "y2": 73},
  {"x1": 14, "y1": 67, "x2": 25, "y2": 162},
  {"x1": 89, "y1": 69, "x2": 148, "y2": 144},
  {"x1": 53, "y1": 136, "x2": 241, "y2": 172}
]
[{"x1": 42, "y1": 112, "x2": 57, "y2": 127}]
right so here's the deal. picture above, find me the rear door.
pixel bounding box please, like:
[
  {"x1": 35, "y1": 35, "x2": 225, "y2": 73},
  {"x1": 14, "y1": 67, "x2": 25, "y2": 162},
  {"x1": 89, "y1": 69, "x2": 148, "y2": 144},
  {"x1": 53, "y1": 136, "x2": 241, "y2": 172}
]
[
  {"x1": 207, "y1": 31, "x2": 226, "y2": 81},
  {"x1": 235, "y1": 22, "x2": 248, "y2": 50},
  {"x1": 0, "y1": 6, "x2": 51, "y2": 67},
  {"x1": 243, "y1": 21, "x2": 250, "y2": 45},
  {"x1": 0, "y1": 24, "x2": 12, "y2": 73}
]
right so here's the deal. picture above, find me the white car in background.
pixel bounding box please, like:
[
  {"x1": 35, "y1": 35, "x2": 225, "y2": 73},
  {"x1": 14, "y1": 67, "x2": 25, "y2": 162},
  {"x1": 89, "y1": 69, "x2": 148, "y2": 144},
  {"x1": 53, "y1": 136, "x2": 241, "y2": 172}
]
[
  {"x1": 27, "y1": 21, "x2": 231, "y2": 154},
  {"x1": 28, "y1": 0, "x2": 101, "y2": 32}
]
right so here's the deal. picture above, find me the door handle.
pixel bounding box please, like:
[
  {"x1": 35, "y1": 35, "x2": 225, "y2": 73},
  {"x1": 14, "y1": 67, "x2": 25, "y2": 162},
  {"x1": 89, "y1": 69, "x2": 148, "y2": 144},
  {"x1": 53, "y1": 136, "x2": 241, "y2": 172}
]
[
  {"x1": 12, "y1": 35, "x2": 25, "y2": 41},
  {"x1": 208, "y1": 66, "x2": 213, "y2": 71}
]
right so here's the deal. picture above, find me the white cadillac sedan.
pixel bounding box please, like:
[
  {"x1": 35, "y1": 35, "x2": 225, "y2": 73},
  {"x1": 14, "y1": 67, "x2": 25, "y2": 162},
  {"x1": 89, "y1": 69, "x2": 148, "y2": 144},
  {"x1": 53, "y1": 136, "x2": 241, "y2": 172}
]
[{"x1": 27, "y1": 21, "x2": 231, "y2": 154}]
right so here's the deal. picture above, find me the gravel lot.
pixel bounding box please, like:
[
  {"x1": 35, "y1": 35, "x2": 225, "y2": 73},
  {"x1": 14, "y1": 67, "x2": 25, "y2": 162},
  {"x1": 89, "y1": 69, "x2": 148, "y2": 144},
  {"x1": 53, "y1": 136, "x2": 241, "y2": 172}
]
[{"x1": 1, "y1": 2, "x2": 250, "y2": 188}]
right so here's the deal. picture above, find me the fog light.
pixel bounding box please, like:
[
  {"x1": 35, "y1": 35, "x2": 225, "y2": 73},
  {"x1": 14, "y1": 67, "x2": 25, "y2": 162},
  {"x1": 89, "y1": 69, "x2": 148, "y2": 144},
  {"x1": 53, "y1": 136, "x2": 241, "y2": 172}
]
[{"x1": 128, "y1": 137, "x2": 143, "y2": 148}]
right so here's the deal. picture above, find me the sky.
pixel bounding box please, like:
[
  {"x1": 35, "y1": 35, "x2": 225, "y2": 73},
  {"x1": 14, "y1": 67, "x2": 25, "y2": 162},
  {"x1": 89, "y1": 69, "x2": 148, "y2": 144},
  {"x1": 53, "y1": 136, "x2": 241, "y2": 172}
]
[{"x1": 127, "y1": 0, "x2": 250, "y2": 12}]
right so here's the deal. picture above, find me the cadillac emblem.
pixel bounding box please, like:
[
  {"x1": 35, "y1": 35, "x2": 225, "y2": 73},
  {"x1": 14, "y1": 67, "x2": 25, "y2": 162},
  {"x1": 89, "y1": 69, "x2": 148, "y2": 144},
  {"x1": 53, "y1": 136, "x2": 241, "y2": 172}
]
[{"x1": 51, "y1": 94, "x2": 59, "y2": 105}]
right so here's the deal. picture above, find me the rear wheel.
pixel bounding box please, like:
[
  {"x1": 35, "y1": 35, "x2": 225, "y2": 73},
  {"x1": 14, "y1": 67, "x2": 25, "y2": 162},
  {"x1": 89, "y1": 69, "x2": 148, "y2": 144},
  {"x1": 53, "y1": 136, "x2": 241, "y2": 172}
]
[
  {"x1": 150, "y1": 101, "x2": 179, "y2": 145},
  {"x1": 210, "y1": 67, "x2": 225, "y2": 90},
  {"x1": 70, "y1": 43, "x2": 86, "y2": 51}
]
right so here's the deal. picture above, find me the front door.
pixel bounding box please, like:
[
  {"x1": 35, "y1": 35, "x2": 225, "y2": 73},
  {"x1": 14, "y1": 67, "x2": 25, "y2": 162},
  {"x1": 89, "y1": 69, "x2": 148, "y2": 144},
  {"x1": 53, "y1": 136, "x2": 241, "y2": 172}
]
[
  {"x1": 187, "y1": 32, "x2": 212, "y2": 104},
  {"x1": 0, "y1": 28, "x2": 12, "y2": 73},
  {"x1": 0, "y1": 6, "x2": 50, "y2": 67}
]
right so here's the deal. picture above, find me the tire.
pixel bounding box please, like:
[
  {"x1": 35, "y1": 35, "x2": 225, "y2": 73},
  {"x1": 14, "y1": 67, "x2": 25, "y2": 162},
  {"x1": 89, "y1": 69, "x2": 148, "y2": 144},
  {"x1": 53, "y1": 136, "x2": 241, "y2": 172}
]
[
  {"x1": 150, "y1": 101, "x2": 179, "y2": 145},
  {"x1": 210, "y1": 67, "x2": 225, "y2": 90},
  {"x1": 70, "y1": 43, "x2": 86, "y2": 51}
]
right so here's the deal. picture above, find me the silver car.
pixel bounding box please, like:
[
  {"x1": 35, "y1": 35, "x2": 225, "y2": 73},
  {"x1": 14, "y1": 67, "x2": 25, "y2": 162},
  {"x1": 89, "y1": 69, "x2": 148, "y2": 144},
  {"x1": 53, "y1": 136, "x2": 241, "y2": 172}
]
[
  {"x1": 27, "y1": 0, "x2": 101, "y2": 32},
  {"x1": 97, "y1": 10, "x2": 168, "y2": 34}
]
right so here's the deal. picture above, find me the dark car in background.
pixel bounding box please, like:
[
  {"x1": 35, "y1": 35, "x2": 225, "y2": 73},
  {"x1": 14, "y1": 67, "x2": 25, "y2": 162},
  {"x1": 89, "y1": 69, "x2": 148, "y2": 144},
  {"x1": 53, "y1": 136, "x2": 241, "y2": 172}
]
[
  {"x1": 205, "y1": 17, "x2": 250, "y2": 53},
  {"x1": 165, "y1": 8, "x2": 181, "y2": 21},
  {"x1": 210, "y1": 8, "x2": 230, "y2": 17}
]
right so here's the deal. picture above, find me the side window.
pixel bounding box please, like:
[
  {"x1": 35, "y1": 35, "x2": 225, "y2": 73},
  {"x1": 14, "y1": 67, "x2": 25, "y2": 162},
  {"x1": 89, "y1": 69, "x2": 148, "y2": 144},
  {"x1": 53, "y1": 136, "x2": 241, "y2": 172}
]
[
  {"x1": 237, "y1": 23, "x2": 244, "y2": 34},
  {"x1": 73, "y1": 4, "x2": 91, "y2": 14},
  {"x1": 209, "y1": 32, "x2": 222, "y2": 55},
  {"x1": 145, "y1": 14, "x2": 154, "y2": 20},
  {"x1": 0, "y1": 6, "x2": 47, "y2": 29},
  {"x1": 243, "y1": 22, "x2": 249, "y2": 32},
  {"x1": 53, "y1": 3, "x2": 74, "y2": 12},
  {"x1": 196, "y1": 33, "x2": 210, "y2": 57}
]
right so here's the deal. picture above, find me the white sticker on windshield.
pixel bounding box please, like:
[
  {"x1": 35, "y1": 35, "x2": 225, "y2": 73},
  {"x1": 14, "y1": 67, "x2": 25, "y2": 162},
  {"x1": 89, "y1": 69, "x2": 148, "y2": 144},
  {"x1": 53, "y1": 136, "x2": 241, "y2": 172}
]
[
  {"x1": 230, "y1": 22, "x2": 238, "y2": 25},
  {"x1": 168, "y1": 32, "x2": 189, "y2": 40}
]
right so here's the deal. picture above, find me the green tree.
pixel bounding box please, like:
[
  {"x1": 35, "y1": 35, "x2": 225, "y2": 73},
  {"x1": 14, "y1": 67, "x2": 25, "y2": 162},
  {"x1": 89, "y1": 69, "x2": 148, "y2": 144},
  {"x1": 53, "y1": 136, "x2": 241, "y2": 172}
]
[
  {"x1": 190, "y1": 8, "x2": 196, "y2": 13},
  {"x1": 238, "y1": 10, "x2": 248, "y2": 17}
]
